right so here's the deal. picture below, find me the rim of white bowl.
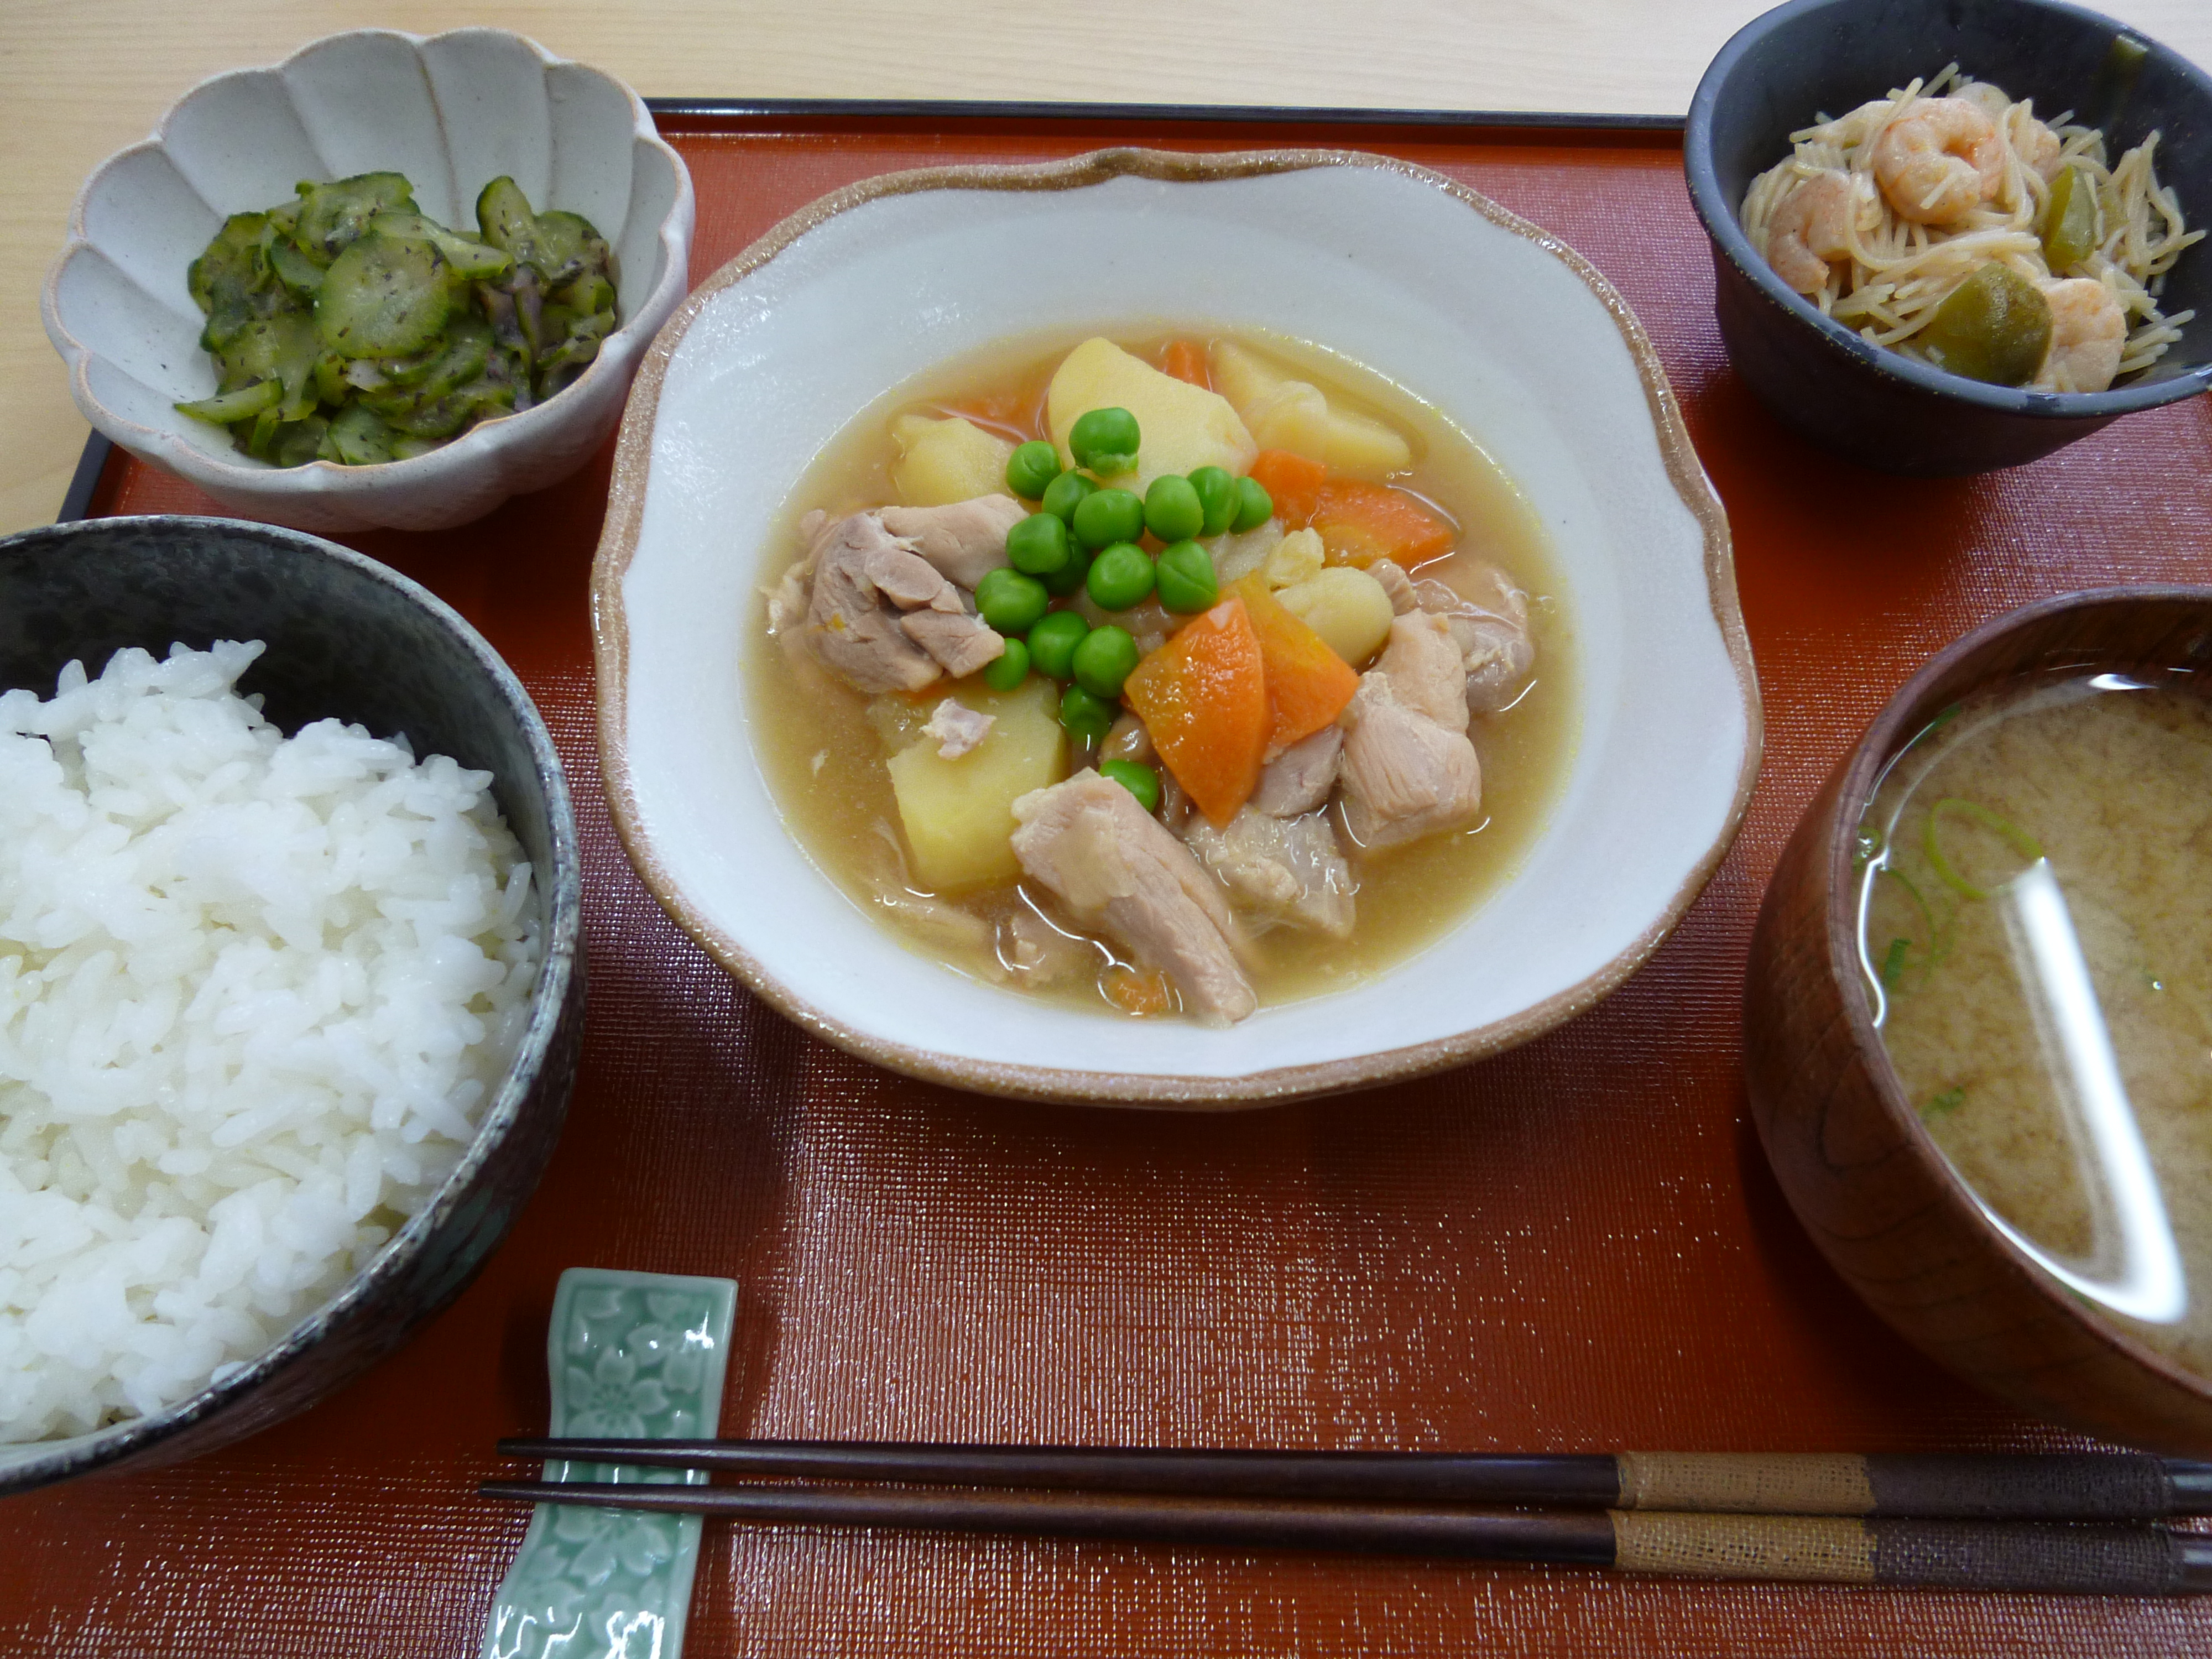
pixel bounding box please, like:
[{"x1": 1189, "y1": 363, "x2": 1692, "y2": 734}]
[
  {"x1": 39, "y1": 26, "x2": 694, "y2": 502},
  {"x1": 593, "y1": 145, "x2": 1764, "y2": 1107}
]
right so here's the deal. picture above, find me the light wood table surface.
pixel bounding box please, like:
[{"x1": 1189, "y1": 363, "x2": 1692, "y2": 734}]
[{"x1": 4, "y1": 0, "x2": 2205, "y2": 535}]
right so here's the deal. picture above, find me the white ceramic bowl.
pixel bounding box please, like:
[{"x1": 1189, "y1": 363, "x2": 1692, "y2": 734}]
[
  {"x1": 41, "y1": 28, "x2": 694, "y2": 534},
  {"x1": 595, "y1": 148, "x2": 1760, "y2": 1105}
]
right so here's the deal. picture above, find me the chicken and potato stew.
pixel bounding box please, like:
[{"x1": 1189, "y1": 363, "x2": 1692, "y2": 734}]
[{"x1": 754, "y1": 332, "x2": 1571, "y2": 1024}]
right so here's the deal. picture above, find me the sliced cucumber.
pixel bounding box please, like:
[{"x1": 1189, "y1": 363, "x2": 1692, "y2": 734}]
[
  {"x1": 530, "y1": 210, "x2": 607, "y2": 283},
  {"x1": 213, "y1": 312, "x2": 320, "y2": 398},
  {"x1": 268, "y1": 240, "x2": 326, "y2": 300},
  {"x1": 555, "y1": 272, "x2": 615, "y2": 316},
  {"x1": 371, "y1": 211, "x2": 513, "y2": 280},
  {"x1": 322, "y1": 403, "x2": 399, "y2": 465},
  {"x1": 315, "y1": 233, "x2": 453, "y2": 359},
  {"x1": 189, "y1": 170, "x2": 614, "y2": 466},
  {"x1": 187, "y1": 212, "x2": 272, "y2": 316},
  {"x1": 268, "y1": 415, "x2": 330, "y2": 468},
  {"x1": 476, "y1": 176, "x2": 539, "y2": 258},
  {"x1": 175, "y1": 379, "x2": 283, "y2": 425},
  {"x1": 296, "y1": 172, "x2": 417, "y2": 259}
]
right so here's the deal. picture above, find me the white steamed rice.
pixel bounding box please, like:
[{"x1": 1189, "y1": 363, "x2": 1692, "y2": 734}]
[{"x1": 0, "y1": 641, "x2": 540, "y2": 1443}]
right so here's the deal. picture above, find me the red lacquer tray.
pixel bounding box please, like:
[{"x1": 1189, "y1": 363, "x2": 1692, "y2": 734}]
[{"x1": 8, "y1": 108, "x2": 2212, "y2": 1657}]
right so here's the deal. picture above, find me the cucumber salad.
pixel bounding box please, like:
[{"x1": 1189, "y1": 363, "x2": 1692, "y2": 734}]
[{"x1": 177, "y1": 173, "x2": 618, "y2": 467}]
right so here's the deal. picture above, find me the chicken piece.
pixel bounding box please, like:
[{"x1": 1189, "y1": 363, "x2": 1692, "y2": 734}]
[
  {"x1": 1369, "y1": 557, "x2": 1418, "y2": 615},
  {"x1": 1011, "y1": 770, "x2": 1256, "y2": 1024},
  {"x1": 879, "y1": 495, "x2": 1027, "y2": 589},
  {"x1": 1415, "y1": 565, "x2": 1536, "y2": 716},
  {"x1": 1250, "y1": 726, "x2": 1342, "y2": 817},
  {"x1": 1374, "y1": 612, "x2": 1469, "y2": 733},
  {"x1": 921, "y1": 699, "x2": 994, "y2": 759},
  {"x1": 1185, "y1": 807, "x2": 1355, "y2": 938},
  {"x1": 901, "y1": 608, "x2": 1005, "y2": 678},
  {"x1": 863, "y1": 541, "x2": 967, "y2": 613},
  {"x1": 1337, "y1": 673, "x2": 1483, "y2": 851},
  {"x1": 802, "y1": 511, "x2": 943, "y2": 694}
]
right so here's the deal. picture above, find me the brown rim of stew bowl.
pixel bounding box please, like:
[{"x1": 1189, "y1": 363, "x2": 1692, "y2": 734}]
[
  {"x1": 593, "y1": 147, "x2": 1760, "y2": 1107},
  {"x1": 0, "y1": 516, "x2": 583, "y2": 1493},
  {"x1": 1745, "y1": 586, "x2": 2212, "y2": 1452}
]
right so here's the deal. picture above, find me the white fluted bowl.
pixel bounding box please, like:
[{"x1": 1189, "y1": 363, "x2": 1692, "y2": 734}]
[{"x1": 41, "y1": 28, "x2": 693, "y2": 533}]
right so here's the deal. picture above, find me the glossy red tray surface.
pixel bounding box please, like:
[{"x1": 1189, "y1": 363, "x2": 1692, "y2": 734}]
[{"x1": 7, "y1": 116, "x2": 2212, "y2": 1656}]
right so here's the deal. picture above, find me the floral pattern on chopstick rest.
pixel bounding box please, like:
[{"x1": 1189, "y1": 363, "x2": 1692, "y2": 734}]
[{"x1": 482, "y1": 1267, "x2": 738, "y2": 1659}]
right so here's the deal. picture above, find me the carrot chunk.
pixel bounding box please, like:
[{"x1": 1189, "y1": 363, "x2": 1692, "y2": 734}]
[
  {"x1": 1103, "y1": 964, "x2": 1178, "y2": 1017},
  {"x1": 1160, "y1": 338, "x2": 1211, "y2": 389},
  {"x1": 1230, "y1": 574, "x2": 1359, "y2": 753},
  {"x1": 1123, "y1": 597, "x2": 1269, "y2": 827},
  {"x1": 1246, "y1": 449, "x2": 1329, "y2": 527},
  {"x1": 1308, "y1": 479, "x2": 1455, "y2": 567}
]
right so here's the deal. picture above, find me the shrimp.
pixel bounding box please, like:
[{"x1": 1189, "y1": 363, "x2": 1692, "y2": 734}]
[
  {"x1": 2014, "y1": 113, "x2": 2065, "y2": 184},
  {"x1": 1872, "y1": 97, "x2": 2005, "y2": 224},
  {"x1": 1764, "y1": 170, "x2": 1863, "y2": 294},
  {"x1": 2033, "y1": 277, "x2": 2127, "y2": 392}
]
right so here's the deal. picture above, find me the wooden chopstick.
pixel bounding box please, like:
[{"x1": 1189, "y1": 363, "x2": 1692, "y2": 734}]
[
  {"x1": 493, "y1": 1438, "x2": 2212, "y2": 1520},
  {"x1": 475, "y1": 1478, "x2": 2212, "y2": 1594}
]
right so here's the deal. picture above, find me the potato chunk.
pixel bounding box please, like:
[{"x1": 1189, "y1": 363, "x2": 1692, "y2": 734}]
[
  {"x1": 1275, "y1": 566, "x2": 1395, "y2": 668},
  {"x1": 887, "y1": 679, "x2": 1065, "y2": 890},
  {"x1": 891, "y1": 414, "x2": 1016, "y2": 508},
  {"x1": 1046, "y1": 338, "x2": 1255, "y2": 489},
  {"x1": 1209, "y1": 339, "x2": 1413, "y2": 479}
]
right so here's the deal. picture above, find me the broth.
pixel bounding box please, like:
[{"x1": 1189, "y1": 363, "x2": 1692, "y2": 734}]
[
  {"x1": 748, "y1": 327, "x2": 1577, "y2": 1017},
  {"x1": 1858, "y1": 671, "x2": 2212, "y2": 1377}
]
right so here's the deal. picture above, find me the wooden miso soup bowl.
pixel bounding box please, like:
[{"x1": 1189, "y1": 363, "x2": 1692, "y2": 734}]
[{"x1": 1745, "y1": 587, "x2": 2212, "y2": 1453}]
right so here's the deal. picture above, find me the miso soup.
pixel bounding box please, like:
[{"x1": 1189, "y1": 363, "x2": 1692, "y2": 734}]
[{"x1": 1858, "y1": 671, "x2": 2212, "y2": 1376}]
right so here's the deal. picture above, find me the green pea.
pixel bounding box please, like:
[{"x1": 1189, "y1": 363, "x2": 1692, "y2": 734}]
[
  {"x1": 983, "y1": 638, "x2": 1030, "y2": 691},
  {"x1": 975, "y1": 567, "x2": 1048, "y2": 635},
  {"x1": 1040, "y1": 540, "x2": 1091, "y2": 596},
  {"x1": 1086, "y1": 541, "x2": 1155, "y2": 611},
  {"x1": 1041, "y1": 468, "x2": 1098, "y2": 523},
  {"x1": 1072, "y1": 624, "x2": 1140, "y2": 698},
  {"x1": 1154, "y1": 539, "x2": 1219, "y2": 614},
  {"x1": 1027, "y1": 609, "x2": 1090, "y2": 680},
  {"x1": 1005, "y1": 440, "x2": 1060, "y2": 499},
  {"x1": 1187, "y1": 466, "x2": 1238, "y2": 536},
  {"x1": 1231, "y1": 474, "x2": 1273, "y2": 533},
  {"x1": 1069, "y1": 406, "x2": 1140, "y2": 475},
  {"x1": 1006, "y1": 510, "x2": 1071, "y2": 576},
  {"x1": 1144, "y1": 474, "x2": 1205, "y2": 542},
  {"x1": 1099, "y1": 758, "x2": 1161, "y2": 815},
  {"x1": 1072, "y1": 486, "x2": 1145, "y2": 551},
  {"x1": 1060, "y1": 684, "x2": 1118, "y2": 743}
]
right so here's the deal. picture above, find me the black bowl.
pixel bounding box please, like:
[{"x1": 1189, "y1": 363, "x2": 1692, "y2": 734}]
[
  {"x1": 0, "y1": 516, "x2": 584, "y2": 1494},
  {"x1": 1686, "y1": 0, "x2": 2212, "y2": 474}
]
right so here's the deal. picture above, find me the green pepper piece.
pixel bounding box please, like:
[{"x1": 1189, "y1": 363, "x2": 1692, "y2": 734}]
[
  {"x1": 1916, "y1": 263, "x2": 2052, "y2": 387},
  {"x1": 2041, "y1": 166, "x2": 2099, "y2": 272}
]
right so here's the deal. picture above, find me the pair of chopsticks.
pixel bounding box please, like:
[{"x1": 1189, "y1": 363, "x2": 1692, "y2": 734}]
[{"x1": 481, "y1": 1439, "x2": 2212, "y2": 1594}]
